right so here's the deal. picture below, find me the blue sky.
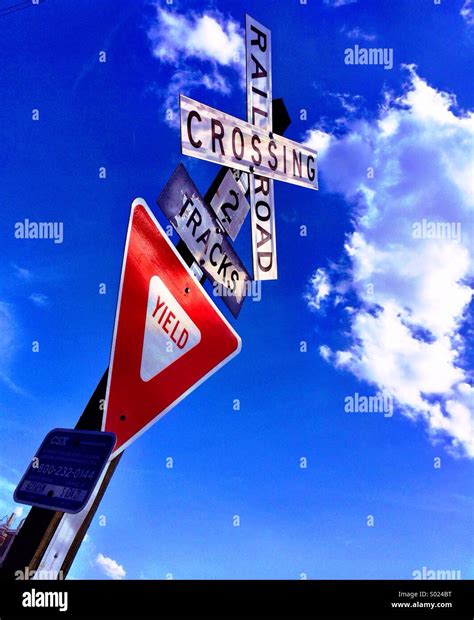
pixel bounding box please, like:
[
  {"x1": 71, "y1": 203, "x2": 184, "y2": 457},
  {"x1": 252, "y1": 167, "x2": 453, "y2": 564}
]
[{"x1": 0, "y1": 0, "x2": 473, "y2": 580}]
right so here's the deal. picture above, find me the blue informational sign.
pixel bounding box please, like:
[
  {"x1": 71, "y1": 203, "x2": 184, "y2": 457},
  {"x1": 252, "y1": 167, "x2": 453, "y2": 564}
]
[{"x1": 14, "y1": 428, "x2": 116, "y2": 514}]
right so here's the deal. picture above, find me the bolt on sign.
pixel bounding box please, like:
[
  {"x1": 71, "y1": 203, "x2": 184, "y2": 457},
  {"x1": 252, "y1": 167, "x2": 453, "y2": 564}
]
[
  {"x1": 157, "y1": 163, "x2": 251, "y2": 318},
  {"x1": 246, "y1": 14, "x2": 278, "y2": 280},
  {"x1": 103, "y1": 199, "x2": 241, "y2": 457}
]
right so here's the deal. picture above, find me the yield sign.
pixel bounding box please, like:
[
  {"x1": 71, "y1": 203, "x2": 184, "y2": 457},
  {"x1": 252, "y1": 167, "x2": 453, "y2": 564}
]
[{"x1": 103, "y1": 198, "x2": 241, "y2": 457}]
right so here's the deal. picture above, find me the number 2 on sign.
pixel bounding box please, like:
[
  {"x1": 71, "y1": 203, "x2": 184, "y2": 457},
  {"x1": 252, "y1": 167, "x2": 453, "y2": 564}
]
[{"x1": 221, "y1": 190, "x2": 239, "y2": 223}]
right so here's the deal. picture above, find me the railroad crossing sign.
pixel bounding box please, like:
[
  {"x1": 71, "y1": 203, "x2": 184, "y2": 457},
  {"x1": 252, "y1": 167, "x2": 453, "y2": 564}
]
[
  {"x1": 246, "y1": 15, "x2": 278, "y2": 280},
  {"x1": 103, "y1": 199, "x2": 241, "y2": 457},
  {"x1": 180, "y1": 95, "x2": 317, "y2": 191},
  {"x1": 179, "y1": 14, "x2": 318, "y2": 283}
]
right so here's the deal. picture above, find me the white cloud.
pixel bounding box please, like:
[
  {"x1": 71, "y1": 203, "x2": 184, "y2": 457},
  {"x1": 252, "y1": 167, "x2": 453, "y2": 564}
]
[
  {"x1": 150, "y1": 10, "x2": 243, "y2": 66},
  {"x1": 0, "y1": 303, "x2": 15, "y2": 362},
  {"x1": 95, "y1": 553, "x2": 126, "y2": 580},
  {"x1": 306, "y1": 66, "x2": 474, "y2": 457},
  {"x1": 12, "y1": 264, "x2": 31, "y2": 280},
  {"x1": 461, "y1": 0, "x2": 474, "y2": 26},
  {"x1": 342, "y1": 26, "x2": 376, "y2": 41},
  {"x1": 325, "y1": 0, "x2": 358, "y2": 7},
  {"x1": 157, "y1": 67, "x2": 232, "y2": 129},
  {"x1": 305, "y1": 128, "x2": 333, "y2": 158},
  {"x1": 148, "y1": 8, "x2": 244, "y2": 125},
  {"x1": 319, "y1": 345, "x2": 332, "y2": 361},
  {"x1": 29, "y1": 293, "x2": 49, "y2": 307},
  {"x1": 306, "y1": 268, "x2": 331, "y2": 310},
  {"x1": 0, "y1": 302, "x2": 26, "y2": 396},
  {"x1": 0, "y1": 475, "x2": 16, "y2": 496}
]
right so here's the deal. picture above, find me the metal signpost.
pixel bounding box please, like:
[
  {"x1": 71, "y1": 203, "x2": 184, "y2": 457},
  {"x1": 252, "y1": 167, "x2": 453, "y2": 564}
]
[{"x1": 1, "y1": 13, "x2": 318, "y2": 583}]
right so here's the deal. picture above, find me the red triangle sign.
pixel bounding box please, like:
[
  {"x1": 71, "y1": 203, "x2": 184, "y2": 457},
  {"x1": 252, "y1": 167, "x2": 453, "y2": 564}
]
[{"x1": 103, "y1": 199, "x2": 241, "y2": 456}]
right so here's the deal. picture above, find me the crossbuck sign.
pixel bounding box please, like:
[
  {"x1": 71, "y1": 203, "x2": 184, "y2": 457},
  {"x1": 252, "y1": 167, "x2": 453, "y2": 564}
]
[
  {"x1": 180, "y1": 95, "x2": 318, "y2": 191},
  {"x1": 179, "y1": 14, "x2": 318, "y2": 282}
]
